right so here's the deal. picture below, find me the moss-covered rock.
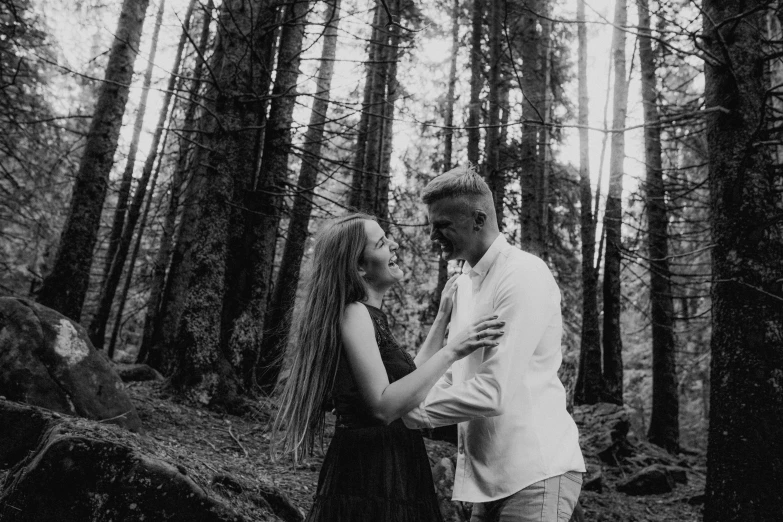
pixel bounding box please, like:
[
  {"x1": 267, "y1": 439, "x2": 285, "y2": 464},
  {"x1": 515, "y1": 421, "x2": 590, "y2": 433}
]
[{"x1": 0, "y1": 297, "x2": 142, "y2": 431}]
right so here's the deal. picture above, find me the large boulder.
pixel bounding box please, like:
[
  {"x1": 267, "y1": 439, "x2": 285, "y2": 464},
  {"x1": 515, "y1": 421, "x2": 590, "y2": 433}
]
[
  {"x1": 0, "y1": 399, "x2": 281, "y2": 521},
  {"x1": 0, "y1": 297, "x2": 142, "y2": 431}
]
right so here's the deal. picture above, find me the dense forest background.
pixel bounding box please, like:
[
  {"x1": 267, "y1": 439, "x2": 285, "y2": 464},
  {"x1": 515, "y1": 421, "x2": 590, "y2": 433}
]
[{"x1": 0, "y1": 0, "x2": 781, "y2": 519}]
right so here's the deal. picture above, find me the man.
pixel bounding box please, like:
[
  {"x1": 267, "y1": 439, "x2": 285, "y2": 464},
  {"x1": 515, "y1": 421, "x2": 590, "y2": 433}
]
[{"x1": 403, "y1": 165, "x2": 585, "y2": 521}]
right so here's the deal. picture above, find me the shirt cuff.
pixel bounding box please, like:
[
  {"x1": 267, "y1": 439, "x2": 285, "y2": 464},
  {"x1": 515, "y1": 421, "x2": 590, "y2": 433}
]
[{"x1": 402, "y1": 401, "x2": 433, "y2": 429}]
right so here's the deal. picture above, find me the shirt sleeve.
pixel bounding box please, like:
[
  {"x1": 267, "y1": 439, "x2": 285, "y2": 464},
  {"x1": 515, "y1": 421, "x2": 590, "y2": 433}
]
[{"x1": 402, "y1": 258, "x2": 559, "y2": 429}]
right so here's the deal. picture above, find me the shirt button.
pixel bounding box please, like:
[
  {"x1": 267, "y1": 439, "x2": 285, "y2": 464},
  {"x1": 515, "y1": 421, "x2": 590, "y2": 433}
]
[{"x1": 458, "y1": 445, "x2": 464, "y2": 454}]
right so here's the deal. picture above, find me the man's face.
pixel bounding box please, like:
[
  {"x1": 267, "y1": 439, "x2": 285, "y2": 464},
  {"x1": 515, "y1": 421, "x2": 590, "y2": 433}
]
[{"x1": 427, "y1": 198, "x2": 476, "y2": 262}]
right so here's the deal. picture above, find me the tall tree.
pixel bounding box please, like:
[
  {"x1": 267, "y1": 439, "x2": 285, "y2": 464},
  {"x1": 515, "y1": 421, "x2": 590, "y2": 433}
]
[
  {"x1": 260, "y1": 0, "x2": 343, "y2": 392},
  {"x1": 99, "y1": 0, "x2": 166, "y2": 299},
  {"x1": 348, "y1": 4, "x2": 383, "y2": 211},
  {"x1": 347, "y1": 0, "x2": 404, "y2": 220},
  {"x1": 226, "y1": 0, "x2": 310, "y2": 391},
  {"x1": 519, "y1": 0, "x2": 546, "y2": 255},
  {"x1": 484, "y1": 0, "x2": 503, "y2": 225},
  {"x1": 428, "y1": 0, "x2": 460, "y2": 319},
  {"x1": 703, "y1": 1, "x2": 783, "y2": 519},
  {"x1": 170, "y1": 0, "x2": 276, "y2": 406},
  {"x1": 466, "y1": 0, "x2": 484, "y2": 166},
  {"x1": 638, "y1": 0, "x2": 678, "y2": 452},
  {"x1": 89, "y1": 0, "x2": 191, "y2": 350},
  {"x1": 376, "y1": 4, "x2": 402, "y2": 221},
  {"x1": 37, "y1": 0, "x2": 150, "y2": 321},
  {"x1": 138, "y1": 0, "x2": 205, "y2": 365},
  {"x1": 574, "y1": 0, "x2": 603, "y2": 405},
  {"x1": 601, "y1": 0, "x2": 628, "y2": 406},
  {"x1": 537, "y1": 11, "x2": 552, "y2": 251},
  {"x1": 107, "y1": 127, "x2": 168, "y2": 358}
]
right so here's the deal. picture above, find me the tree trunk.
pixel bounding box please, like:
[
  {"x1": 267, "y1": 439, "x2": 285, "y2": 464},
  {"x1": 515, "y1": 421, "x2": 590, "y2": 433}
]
[
  {"x1": 484, "y1": 0, "x2": 503, "y2": 227},
  {"x1": 520, "y1": 0, "x2": 544, "y2": 255},
  {"x1": 466, "y1": 0, "x2": 484, "y2": 166},
  {"x1": 225, "y1": 0, "x2": 310, "y2": 391},
  {"x1": 361, "y1": 5, "x2": 391, "y2": 219},
  {"x1": 703, "y1": 1, "x2": 783, "y2": 519},
  {"x1": 429, "y1": 0, "x2": 459, "y2": 319},
  {"x1": 89, "y1": 0, "x2": 189, "y2": 350},
  {"x1": 376, "y1": 0, "x2": 402, "y2": 222},
  {"x1": 260, "y1": 0, "x2": 342, "y2": 393},
  {"x1": 37, "y1": 0, "x2": 150, "y2": 321},
  {"x1": 138, "y1": 0, "x2": 204, "y2": 364},
  {"x1": 638, "y1": 0, "x2": 678, "y2": 453},
  {"x1": 100, "y1": 0, "x2": 166, "y2": 302},
  {"x1": 574, "y1": 0, "x2": 603, "y2": 406},
  {"x1": 170, "y1": 0, "x2": 272, "y2": 407},
  {"x1": 108, "y1": 128, "x2": 167, "y2": 359},
  {"x1": 249, "y1": 2, "x2": 284, "y2": 185},
  {"x1": 347, "y1": 0, "x2": 401, "y2": 220},
  {"x1": 147, "y1": 143, "x2": 209, "y2": 372},
  {"x1": 443, "y1": 0, "x2": 459, "y2": 174},
  {"x1": 348, "y1": 4, "x2": 384, "y2": 211},
  {"x1": 537, "y1": 12, "x2": 552, "y2": 255},
  {"x1": 601, "y1": 0, "x2": 627, "y2": 406}
]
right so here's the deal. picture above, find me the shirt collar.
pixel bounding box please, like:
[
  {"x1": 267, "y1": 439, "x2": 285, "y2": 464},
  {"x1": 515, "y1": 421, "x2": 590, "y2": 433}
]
[{"x1": 462, "y1": 234, "x2": 509, "y2": 280}]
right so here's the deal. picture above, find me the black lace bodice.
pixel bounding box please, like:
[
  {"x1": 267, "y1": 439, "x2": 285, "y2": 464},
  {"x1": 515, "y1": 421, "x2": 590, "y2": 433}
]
[{"x1": 330, "y1": 303, "x2": 415, "y2": 425}]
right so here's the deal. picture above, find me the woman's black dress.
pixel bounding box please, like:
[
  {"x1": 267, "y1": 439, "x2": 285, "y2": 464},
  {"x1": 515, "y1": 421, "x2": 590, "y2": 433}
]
[{"x1": 306, "y1": 303, "x2": 444, "y2": 522}]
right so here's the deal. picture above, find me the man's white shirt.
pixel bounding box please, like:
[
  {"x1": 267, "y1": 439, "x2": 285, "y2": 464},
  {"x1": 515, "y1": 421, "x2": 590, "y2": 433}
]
[{"x1": 403, "y1": 234, "x2": 585, "y2": 502}]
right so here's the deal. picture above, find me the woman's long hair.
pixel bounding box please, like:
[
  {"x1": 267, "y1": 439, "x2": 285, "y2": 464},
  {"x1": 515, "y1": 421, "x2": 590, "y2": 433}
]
[{"x1": 271, "y1": 213, "x2": 373, "y2": 462}]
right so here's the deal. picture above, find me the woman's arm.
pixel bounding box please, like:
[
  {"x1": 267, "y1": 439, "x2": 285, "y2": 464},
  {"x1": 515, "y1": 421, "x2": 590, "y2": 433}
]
[{"x1": 341, "y1": 302, "x2": 502, "y2": 425}]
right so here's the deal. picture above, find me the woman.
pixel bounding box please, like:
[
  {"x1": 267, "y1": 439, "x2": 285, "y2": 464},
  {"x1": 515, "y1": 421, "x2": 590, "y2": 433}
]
[{"x1": 272, "y1": 213, "x2": 504, "y2": 521}]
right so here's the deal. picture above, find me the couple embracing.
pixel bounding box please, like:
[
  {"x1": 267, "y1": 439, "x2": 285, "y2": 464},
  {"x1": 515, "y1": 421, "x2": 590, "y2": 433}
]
[{"x1": 273, "y1": 165, "x2": 585, "y2": 522}]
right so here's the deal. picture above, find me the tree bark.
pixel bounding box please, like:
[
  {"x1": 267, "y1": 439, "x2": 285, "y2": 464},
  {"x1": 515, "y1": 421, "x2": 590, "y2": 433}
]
[
  {"x1": 348, "y1": 4, "x2": 384, "y2": 211},
  {"x1": 107, "y1": 127, "x2": 167, "y2": 359},
  {"x1": 519, "y1": 0, "x2": 545, "y2": 255},
  {"x1": 466, "y1": 0, "x2": 484, "y2": 166},
  {"x1": 574, "y1": 0, "x2": 603, "y2": 406},
  {"x1": 601, "y1": 0, "x2": 627, "y2": 406},
  {"x1": 484, "y1": 0, "x2": 503, "y2": 227},
  {"x1": 260, "y1": 0, "x2": 342, "y2": 393},
  {"x1": 170, "y1": 0, "x2": 272, "y2": 407},
  {"x1": 375, "y1": 0, "x2": 402, "y2": 222},
  {"x1": 638, "y1": 0, "x2": 678, "y2": 453},
  {"x1": 347, "y1": 0, "x2": 402, "y2": 220},
  {"x1": 429, "y1": 0, "x2": 459, "y2": 319},
  {"x1": 537, "y1": 12, "x2": 552, "y2": 253},
  {"x1": 100, "y1": 0, "x2": 166, "y2": 302},
  {"x1": 225, "y1": 0, "x2": 310, "y2": 391},
  {"x1": 147, "y1": 143, "x2": 209, "y2": 372},
  {"x1": 348, "y1": 0, "x2": 401, "y2": 219},
  {"x1": 37, "y1": 0, "x2": 150, "y2": 321},
  {"x1": 89, "y1": 0, "x2": 189, "y2": 350},
  {"x1": 703, "y1": 1, "x2": 783, "y2": 519},
  {"x1": 443, "y1": 0, "x2": 459, "y2": 174},
  {"x1": 138, "y1": 0, "x2": 204, "y2": 364}
]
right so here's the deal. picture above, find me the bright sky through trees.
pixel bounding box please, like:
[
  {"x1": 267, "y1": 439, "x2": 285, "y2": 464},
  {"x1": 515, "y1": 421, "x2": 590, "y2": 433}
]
[{"x1": 37, "y1": 0, "x2": 692, "y2": 213}]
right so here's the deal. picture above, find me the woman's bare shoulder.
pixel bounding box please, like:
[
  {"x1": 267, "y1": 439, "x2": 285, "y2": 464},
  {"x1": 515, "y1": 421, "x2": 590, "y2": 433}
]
[{"x1": 342, "y1": 302, "x2": 372, "y2": 326}]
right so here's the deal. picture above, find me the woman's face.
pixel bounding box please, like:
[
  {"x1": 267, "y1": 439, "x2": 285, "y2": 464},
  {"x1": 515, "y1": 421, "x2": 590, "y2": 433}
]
[{"x1": 359, "y1": 220, "x2": 404, "y2": 289}]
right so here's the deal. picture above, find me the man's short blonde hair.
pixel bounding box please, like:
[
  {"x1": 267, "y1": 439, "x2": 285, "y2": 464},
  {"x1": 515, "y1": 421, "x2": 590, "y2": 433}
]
[{"x1": 422, "y1": 164, "x2": 493, "y2": 205}]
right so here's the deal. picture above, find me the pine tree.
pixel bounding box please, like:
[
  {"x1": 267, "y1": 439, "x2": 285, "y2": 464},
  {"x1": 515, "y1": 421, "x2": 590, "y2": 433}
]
[{"x1": 37, "y1": 0, "x2": 150, "y2": 321}]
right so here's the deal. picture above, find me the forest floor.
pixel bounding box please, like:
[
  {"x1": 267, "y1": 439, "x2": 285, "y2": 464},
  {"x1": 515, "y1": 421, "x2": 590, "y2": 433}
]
[{"x1": 127, "y1": 380, "x2": 705, "y2": 522}]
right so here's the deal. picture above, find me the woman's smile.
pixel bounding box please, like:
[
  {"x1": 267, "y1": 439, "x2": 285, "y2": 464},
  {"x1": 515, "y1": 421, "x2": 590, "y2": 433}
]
[{"x1": 362, "y1": 220, "x2": 404, "y2": 287}]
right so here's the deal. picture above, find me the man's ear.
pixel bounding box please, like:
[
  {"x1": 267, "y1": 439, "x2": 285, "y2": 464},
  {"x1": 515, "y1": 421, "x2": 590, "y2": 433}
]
[
  {"x1": 473, "y1": 209, "x2": 487, "y2": 230},
  {"x1": 357, "y1": 264, "x2": 367, "y2": 277}
]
